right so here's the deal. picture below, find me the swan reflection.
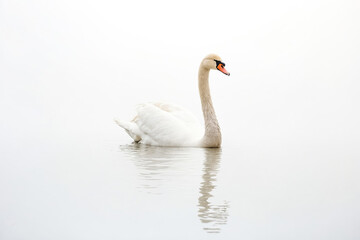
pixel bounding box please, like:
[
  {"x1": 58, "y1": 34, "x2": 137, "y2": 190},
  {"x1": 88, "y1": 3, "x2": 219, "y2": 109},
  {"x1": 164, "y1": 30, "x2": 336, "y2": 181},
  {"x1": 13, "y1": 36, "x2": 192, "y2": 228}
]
[
  {"x1": 119, "y1": 144, "x2": 229, "y2": 233},
  {"x1": 198, "y1": 148, "x2": 229, "y2": 233},
  {"x1": 119, "y1": 143, "x2": 195, "y2": 194},
  {"x1": 120, "y1": 143, "x2": 178, "y2": 194}
]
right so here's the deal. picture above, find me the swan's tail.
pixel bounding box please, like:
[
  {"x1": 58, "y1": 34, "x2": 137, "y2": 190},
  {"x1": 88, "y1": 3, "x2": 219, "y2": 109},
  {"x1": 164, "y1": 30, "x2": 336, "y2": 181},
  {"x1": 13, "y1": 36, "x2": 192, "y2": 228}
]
[
  {"x1": 114, "y1": 118, "x2": 141, "y2": 142},
  {"x1": 114, "y1": 118, "x2": 129, "y2": 129}
]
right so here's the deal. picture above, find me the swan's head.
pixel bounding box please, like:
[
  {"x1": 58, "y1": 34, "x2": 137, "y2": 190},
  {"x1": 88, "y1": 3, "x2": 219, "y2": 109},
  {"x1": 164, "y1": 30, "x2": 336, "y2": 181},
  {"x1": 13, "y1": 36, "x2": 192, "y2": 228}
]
[{"x1": 201, "y1": 54, "x2": 230, "y2": 76}]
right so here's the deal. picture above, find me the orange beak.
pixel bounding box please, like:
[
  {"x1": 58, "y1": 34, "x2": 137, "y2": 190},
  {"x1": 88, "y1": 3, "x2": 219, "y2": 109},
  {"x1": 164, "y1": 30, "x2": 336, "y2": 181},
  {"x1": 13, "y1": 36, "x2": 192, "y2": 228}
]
[{"x1": 217, "y1": 64, "x2": 230, "y2": 76}]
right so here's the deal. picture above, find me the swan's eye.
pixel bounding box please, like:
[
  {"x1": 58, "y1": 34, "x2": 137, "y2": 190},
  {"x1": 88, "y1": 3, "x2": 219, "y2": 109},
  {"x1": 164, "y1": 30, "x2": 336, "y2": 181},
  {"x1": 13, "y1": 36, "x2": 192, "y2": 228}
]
[{"x1": 214, "y1": 59, "x2": 225, "y2": 67}]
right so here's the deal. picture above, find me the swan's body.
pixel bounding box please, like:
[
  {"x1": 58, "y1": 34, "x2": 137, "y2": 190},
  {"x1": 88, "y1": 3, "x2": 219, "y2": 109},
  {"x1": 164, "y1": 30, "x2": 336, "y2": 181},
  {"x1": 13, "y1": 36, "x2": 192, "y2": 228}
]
[
  {"x1": 115, "y1": 102, "x2": 204, "y2": 146},
  {"x1": 115, "y1": 54, "x2": 230, "y2": 148}
]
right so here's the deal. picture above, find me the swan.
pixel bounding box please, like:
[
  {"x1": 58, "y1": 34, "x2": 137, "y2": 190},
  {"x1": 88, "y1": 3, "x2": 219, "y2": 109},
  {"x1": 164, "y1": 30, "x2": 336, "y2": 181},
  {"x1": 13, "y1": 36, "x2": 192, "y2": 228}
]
[{"x1": 115, "y1": 54, "x2": 230, "y2": 147}]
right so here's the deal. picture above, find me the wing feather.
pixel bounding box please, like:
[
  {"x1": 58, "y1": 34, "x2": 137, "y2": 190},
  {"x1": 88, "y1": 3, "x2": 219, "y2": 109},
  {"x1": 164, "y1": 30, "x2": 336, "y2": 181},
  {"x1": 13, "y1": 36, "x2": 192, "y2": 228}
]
[{"x1": 134, "y1": 103, "x2": 203, "y2": 146}]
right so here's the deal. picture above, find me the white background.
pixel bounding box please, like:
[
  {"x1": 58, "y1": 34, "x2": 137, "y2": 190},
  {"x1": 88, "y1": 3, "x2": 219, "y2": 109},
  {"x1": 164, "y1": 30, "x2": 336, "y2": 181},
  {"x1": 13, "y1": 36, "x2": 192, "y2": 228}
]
[
  {"x1": 1, "y1": 0, "x2": 360, "y2": 239},
  {"x1": 1, "y1": 0, "x2": 359, "y2": 146}
]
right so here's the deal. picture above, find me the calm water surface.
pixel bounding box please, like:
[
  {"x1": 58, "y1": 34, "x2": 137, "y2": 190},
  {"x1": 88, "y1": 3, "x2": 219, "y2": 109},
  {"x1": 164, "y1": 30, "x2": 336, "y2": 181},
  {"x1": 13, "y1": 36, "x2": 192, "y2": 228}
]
[
  {"x1": 0, "y1": 135, "x2": 359, "y2": 240},
  {"x1": 119, "y1": 144, "x2": 228, "y2": 233}
]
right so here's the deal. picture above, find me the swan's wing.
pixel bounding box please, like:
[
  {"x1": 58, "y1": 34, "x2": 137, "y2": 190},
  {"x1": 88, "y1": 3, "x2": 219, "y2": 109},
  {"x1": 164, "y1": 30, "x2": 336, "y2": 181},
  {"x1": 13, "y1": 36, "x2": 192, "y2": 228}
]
[
  {"x1": 134, "y1": 102, "x2": 203, "y2": 146},
  {"x1": 114, "y1": 118, "x2": 142, "y2": 142}
]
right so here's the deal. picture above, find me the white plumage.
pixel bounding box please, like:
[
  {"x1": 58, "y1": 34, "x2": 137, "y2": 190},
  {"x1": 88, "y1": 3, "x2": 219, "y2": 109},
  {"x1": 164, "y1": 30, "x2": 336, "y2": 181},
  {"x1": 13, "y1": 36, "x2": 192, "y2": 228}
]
[
  {"x1": 115, "y1": 102, "x2": 203, "y2": 146},
  {"x1": 115, "y1": 54, "x2": 230, "y2": 148}
]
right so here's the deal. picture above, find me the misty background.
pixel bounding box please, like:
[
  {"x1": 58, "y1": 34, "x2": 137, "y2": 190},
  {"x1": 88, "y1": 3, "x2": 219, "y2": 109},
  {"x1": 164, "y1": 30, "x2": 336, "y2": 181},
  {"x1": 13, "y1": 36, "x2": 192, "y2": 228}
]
[
  {"x1": 1, "y1": 0, "x2": 359, "y2": 147},
  {"x1": 1, "y1": 0, "x2": 359, "y2": 239}
]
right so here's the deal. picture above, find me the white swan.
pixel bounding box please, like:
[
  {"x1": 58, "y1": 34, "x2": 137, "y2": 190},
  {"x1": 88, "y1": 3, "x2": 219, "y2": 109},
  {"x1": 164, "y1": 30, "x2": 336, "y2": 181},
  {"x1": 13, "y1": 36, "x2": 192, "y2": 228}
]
[{"x1": 115, "y1": 54, "x2": 230, "y2": 147}]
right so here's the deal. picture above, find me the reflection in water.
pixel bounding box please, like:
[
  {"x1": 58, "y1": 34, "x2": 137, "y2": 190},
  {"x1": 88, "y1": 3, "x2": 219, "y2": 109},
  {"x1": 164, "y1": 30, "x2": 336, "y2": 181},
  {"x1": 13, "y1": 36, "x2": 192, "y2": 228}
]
[
  {"x1": 119, "y1": 143, "x2": 189, "y2": 194},
  {"x1": 119, "y1": 144, "x2": 229, "y2": 233},
  {"x1": 198, "y1": 148, "x2": 229, "y2": 233}
]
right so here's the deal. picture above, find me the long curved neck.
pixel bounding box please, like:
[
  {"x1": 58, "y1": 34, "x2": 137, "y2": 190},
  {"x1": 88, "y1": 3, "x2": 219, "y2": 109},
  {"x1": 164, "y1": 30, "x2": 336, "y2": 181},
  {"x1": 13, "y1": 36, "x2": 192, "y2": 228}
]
[{"x1": 198, "y1": 65, "x2": 222, "y2": 147}]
